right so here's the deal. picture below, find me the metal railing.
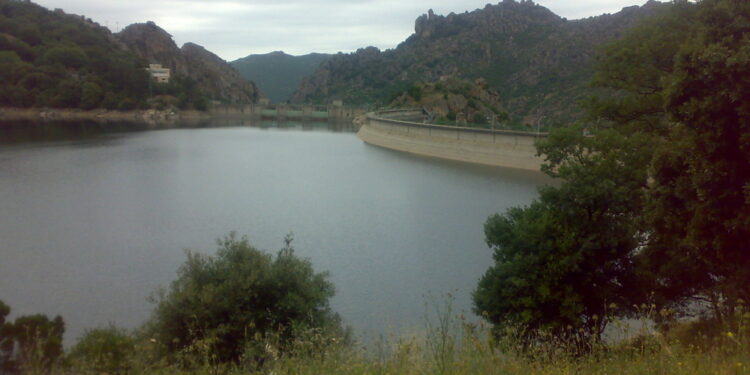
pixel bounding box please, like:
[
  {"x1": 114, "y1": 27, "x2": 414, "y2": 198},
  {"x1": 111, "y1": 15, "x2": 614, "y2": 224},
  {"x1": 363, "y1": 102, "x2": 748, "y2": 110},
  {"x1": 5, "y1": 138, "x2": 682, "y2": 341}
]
[{"x1": 368, "y1": 109, "x2": 547, "y2": 138}]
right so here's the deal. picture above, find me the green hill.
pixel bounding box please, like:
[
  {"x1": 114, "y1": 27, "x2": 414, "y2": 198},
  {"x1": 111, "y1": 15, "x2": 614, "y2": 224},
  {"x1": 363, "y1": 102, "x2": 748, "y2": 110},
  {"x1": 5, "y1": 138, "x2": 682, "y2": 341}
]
[
  {"x1": 0, "y1": 0, "x2": 261, "y2": 110},
  {"x1": 291, "y1": 0, "x2": 665, "y2": 126},
  {"x1": 231, "y1": 51, "x2": 330, "y2": 103},
  {"x1": 0, "y1": 0, "x2": 152, "y2": 109}
]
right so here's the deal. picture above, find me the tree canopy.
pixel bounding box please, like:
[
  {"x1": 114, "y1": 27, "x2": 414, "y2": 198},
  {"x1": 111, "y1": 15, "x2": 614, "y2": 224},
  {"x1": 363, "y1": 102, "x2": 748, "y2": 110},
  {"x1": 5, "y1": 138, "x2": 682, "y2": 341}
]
[
  {"x1": 147, "y1": 232, "x2": 345, "y2": 365},
  {"x1": 0, "y1": 300, "x2": 65, "y2": 374},
  {"x1": 474, "y1": 0, "x2": 749, "y2": 343}
]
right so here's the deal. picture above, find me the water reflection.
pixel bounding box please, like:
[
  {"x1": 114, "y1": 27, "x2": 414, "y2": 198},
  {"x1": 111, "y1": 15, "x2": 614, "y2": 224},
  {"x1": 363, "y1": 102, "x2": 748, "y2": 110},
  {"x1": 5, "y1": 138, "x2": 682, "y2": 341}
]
[
  {"x1": 0, "y1": 118, "x2": 358, "y2": 145},
  {"x1": 0, "y1": 120, "x2": 548, "y2": 345}
]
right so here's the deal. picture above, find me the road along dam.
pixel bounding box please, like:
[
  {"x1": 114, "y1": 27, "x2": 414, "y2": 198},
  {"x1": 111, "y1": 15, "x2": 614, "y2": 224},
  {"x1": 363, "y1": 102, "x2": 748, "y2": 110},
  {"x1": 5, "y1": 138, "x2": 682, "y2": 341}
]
[{"x1": 357, "y1": 110, "x2": 546, "y2": 171}]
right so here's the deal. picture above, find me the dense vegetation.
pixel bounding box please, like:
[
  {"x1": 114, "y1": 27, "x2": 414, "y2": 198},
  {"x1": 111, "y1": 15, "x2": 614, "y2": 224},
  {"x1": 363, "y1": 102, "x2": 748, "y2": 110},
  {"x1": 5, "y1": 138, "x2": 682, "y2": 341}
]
[
  {"x1": 0, "y1": 301, "x2": 64, "y2": 374},
  {"x1": 386, "y1": 77, "x2": 520, "y2": 130},
  {"x1": 292, "y1": 0, "x2": 664, "y2": 126},
  {"x1": 0, "y1": 0, "x2": 221, "y2": 111},
  {"x1": 474, "y1": 0, "x2": 749, "y2": 350},
  {"x1": 0, "y1": 233, "x2": 346, "y2": 374},
  {"x1": 0, "y1": 0, "x2": 152, "y2": 109},
  {"x1": 230, "y1": 51, "x2": 330, "y2": 104},
  {"x1": 145, "y1": 233, "x2": 346, "y2": 367}
]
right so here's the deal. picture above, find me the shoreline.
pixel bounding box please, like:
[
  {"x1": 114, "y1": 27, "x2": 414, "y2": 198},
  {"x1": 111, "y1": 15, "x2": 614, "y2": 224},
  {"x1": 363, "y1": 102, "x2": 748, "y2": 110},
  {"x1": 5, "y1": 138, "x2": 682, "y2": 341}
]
[{"x1": 0, "y1": 107, "x2": 212, "y2": 124}]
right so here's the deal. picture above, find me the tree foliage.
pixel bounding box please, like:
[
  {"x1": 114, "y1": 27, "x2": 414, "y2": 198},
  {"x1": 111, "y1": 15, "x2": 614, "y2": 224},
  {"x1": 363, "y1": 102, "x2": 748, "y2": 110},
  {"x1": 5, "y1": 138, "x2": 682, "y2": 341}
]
[
  {"x1": 0, "y1": 300, "x2": 65, "y2": 374},
  {"x1": 0, "y1": 0, "x2": 210, "y2": 110},
  {"x1": 147, "y1": 232, "x2": 344, "y2": 365},
  {"x1": 644, "y1": 0, "x2": 750, "y2": 321},
  {"x1": 474, "y1": 125, "x2": 652, "y2": 343},
  {"x1": 68, "y1": 326, "x2": 135, "y2": 374},
  {"x1": 0, "y1": 0, "x2": 151, "y2": 109},
  {"x1": 474, "y1": 0, "x2": 749, "y2": 342}
]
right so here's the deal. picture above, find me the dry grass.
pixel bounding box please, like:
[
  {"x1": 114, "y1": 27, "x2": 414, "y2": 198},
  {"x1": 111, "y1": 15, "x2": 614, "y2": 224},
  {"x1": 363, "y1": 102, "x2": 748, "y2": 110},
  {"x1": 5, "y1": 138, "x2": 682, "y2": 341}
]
[{"x1": 43, "y1": 301, "x2": 750, "y2": 375}]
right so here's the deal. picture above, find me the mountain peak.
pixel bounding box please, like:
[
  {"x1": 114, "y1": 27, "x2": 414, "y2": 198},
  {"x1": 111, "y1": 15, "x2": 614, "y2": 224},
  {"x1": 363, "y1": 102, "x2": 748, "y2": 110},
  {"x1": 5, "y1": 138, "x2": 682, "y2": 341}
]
[
  {"x1": 293, "y1": 0, "x2": 667, "y2": 122},
  {"x1": 414, "y1": 0, "x2": 561, "y2": 39},
  {"x1": 118, "y1": 21, "x2": 262, "y2": 103}
]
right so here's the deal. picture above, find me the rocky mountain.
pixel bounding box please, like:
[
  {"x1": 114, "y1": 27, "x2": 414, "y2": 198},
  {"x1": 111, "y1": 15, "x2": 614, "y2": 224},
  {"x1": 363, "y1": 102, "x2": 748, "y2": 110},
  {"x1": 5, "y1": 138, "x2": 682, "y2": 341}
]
[
  {"x1": 231, "y1": 51, "x2": 331, "y2": 103},
  {"x1": 292, "y1": 0, "x2": 665, "y2": 125},
  {"x1": 388, "y1": 77, "x2": 508, "y2": 128},
  {"x1": 117, "y1": 21, "x2": 262, "y2": 104}
]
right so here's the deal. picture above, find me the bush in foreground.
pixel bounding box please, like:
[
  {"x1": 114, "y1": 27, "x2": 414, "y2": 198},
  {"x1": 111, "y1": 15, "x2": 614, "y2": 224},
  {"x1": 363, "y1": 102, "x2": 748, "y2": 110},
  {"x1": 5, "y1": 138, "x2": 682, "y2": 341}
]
[
  {"x1": 145, "y1": 232, "x2": 346, "y2": 367},
  {"x1": 68, "y1": 326, "x2": 135, "y2": 374}
]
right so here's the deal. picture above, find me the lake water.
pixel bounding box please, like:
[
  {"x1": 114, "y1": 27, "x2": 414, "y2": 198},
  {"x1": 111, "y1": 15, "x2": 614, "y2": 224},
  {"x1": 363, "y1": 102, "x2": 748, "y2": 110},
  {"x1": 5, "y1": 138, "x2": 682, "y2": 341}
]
[{"x1": 0, "y1": 120, "x2": 549, "y2": 344}]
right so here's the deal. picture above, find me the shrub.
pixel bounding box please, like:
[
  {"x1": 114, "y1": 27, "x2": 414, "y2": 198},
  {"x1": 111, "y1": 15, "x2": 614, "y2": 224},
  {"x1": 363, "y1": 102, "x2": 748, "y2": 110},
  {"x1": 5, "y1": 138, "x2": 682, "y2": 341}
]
[
  {"x1": 147, "y1": 232, "x2": 345, "y2": 366},
  {"x1": 69, "y1": 326, "x2": 135, "y2": 374},
  {"x1": 117, "y1": 97, "x2": 137, "y2": 111},
  {"x1": 79, "y1": 81, "x2": 103, "y2": 109},
  {"x1": 0, "y1": 305, "x2": 65, "y2": 374}
]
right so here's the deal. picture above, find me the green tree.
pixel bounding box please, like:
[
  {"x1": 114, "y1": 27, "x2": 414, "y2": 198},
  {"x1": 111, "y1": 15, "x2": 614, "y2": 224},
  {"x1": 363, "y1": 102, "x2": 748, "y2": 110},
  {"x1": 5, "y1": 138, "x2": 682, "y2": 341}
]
[
  {"x1": 475, "y1": 0, "x2": 750, "y2": 344},
  {"x1": 0, "y1": 301, "x2": 11, "y2": 373},
  {"x1": 69, "y1": 326, "x2": 135, "y2": 374},
  {"x1": 474, "y1": 126, "x2": 652, "y2": 346},
  {"x1": 39, "y1": 45, "x2": 88, "y2": 69},
  {"x1": 0, "y1": 301, "x2": 65, "y2": 374},
  {"x1": 585, "y1": 0, "x2": 696, "y2": 135},
  {"x1": 51, "y1": 79, "x2": 81, "y2": 108},
  {"x1": 473, "y1": 1, "x2": 699, "y2": 344},
  {"x1": 80, "y1": 81, "x2": 104, "y2": 109},
  {"x1": 147, "y1": 232, "x2": 344, "y2": 365},
  {"x1": 644, "y1": 0, "x2": 750, "y2": 322},
  {"x1": 11, "y1": 315, "x2": 65, "y2": 371}
]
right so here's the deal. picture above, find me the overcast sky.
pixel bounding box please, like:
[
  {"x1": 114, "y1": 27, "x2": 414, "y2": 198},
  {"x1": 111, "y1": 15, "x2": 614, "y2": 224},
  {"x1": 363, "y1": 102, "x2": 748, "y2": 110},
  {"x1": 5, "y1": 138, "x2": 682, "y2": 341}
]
[{"x1": 33, "y1": 0, "x2": 647, "y2": 61}]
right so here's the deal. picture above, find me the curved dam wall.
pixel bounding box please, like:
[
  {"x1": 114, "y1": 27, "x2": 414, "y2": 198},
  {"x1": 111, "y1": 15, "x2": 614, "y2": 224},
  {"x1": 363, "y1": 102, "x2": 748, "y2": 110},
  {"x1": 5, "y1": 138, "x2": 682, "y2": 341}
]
[{"x1": 357, "y1": 112, "x2": 546, "y2": 171}]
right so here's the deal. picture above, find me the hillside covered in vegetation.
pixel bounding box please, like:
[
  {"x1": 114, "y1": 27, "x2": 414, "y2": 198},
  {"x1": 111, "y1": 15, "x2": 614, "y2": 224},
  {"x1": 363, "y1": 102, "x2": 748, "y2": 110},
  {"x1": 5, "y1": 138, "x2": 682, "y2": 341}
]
[
  {"x1": 387, "y1": 77, "x2": 515, "y2": 128},
  {"x1": 292, "y1": 0, "x2": 664, "y2": 126},
  {"x1": 0, "y1": 0, "x2": 261, "y2": 111},
  {"x1": 231, "y1": 51, "x2": 331, "y2": 103},
  {"x1": 118, "y1": 21, "x2": 263, "y2": 106}
]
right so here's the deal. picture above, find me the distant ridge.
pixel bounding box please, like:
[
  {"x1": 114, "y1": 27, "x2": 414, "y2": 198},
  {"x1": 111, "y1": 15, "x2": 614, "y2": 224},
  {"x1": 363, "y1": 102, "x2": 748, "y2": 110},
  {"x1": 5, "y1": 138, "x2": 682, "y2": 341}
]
[
  {"x1": 231, "y1": 51, "x2": 331, "y2": 103},
  {"x1": 291, "y1": 0, "x2": 665, "y2": 125}
]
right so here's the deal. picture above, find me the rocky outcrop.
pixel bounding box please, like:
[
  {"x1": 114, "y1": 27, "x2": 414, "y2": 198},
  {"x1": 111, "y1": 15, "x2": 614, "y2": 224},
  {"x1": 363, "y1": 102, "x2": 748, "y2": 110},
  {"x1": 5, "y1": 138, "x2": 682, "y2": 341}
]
[
  {"x1": 181, "y1": 43, "x2": 262, "y2": 104},
  {"x1": 292, "y1": 0, "x2": 665, "y2": 125},
  {"x1": 389, "y1": 77, "x2": 506, "y2": 126},
  {"x1": 117, "y1": 21, "x2": 189, "y2": 76},
  {"x1": 117, "y1": 22, "x2": 262, "y2": 104}
]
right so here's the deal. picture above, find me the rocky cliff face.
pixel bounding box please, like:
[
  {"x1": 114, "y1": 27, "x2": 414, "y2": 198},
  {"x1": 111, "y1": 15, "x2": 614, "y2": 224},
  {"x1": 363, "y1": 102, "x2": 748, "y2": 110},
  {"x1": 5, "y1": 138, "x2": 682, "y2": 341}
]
[
  {"x1": 117, "y1": 22, "x2": 262, "y2": 104},
  {"x1": 181, "y1": 43, "x2": 262, "y2": 104},
  {"x1": 116, "y1": 22, "x2": 188, "y2": 76},
  {"x1": 292, "y1": 0, "x2": 664, "y2": 125}
]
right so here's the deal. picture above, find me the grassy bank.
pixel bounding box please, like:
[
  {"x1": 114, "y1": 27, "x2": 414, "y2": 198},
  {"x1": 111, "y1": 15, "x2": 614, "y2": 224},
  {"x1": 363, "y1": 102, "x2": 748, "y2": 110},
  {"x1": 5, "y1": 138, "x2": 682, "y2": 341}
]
[
  {"x1": 54, "y1": 311, "x2": 750, "y2": 375},
  {"x1": 60, "y1": 329, "x2": 748, "y2": 375}
]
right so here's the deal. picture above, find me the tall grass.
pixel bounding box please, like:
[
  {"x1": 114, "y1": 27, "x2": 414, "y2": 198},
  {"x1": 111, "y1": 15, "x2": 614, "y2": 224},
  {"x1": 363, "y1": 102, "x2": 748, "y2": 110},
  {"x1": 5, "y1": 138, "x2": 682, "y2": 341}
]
[{"x1": 42, "y1": 301, "x2": 750, "y2": 375}]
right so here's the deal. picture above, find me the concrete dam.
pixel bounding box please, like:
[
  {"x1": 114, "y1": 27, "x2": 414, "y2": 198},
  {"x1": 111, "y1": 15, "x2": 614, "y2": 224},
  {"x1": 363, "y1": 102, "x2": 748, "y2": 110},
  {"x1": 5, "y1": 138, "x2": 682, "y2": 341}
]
[{"x1": 357, "y1": 109, "x2": 546, "y2": 171}]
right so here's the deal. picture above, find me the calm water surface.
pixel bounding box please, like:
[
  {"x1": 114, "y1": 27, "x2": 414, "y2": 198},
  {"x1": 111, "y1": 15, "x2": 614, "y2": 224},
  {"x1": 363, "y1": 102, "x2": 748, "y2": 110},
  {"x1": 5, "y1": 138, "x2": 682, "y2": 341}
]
[{"x1": 0, "y1": 121, "x2": 550, "y2": 343}]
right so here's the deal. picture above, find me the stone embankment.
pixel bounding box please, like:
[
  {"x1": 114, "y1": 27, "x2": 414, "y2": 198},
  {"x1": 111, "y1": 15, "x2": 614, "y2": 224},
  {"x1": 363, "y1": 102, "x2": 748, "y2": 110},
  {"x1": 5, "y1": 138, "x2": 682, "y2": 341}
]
[{"x1": 357, "y1": 110, "x2": 545, "y2": 171}]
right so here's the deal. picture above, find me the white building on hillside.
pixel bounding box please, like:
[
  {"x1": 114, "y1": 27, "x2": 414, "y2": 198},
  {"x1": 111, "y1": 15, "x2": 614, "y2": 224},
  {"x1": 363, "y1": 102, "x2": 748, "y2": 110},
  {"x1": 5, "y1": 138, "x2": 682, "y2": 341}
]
[{"x1": 146, "y1": 64, "x2": 170, "y2": 83}]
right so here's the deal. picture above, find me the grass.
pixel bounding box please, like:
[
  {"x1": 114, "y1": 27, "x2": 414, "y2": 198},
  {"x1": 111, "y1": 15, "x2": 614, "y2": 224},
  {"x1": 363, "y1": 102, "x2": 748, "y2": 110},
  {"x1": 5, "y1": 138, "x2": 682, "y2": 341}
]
[
  {"x1": 107, "y1": 323, "x2": 749, "y2": 375},
  {"x1": 24, "y1": 300, "x2": 750, "y2": 375}
]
